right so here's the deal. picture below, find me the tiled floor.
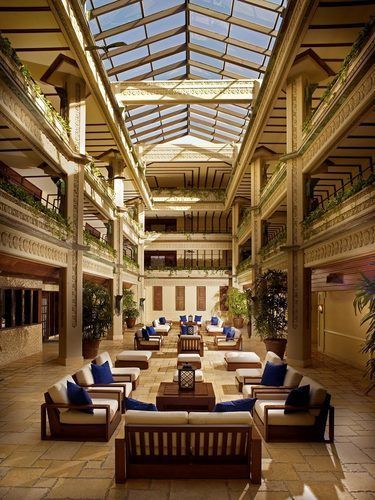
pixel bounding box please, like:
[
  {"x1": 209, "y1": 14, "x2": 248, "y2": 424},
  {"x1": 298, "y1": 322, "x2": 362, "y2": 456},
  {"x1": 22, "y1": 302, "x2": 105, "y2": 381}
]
[{"x1": 0, "y1": 328, "x2": 374, "y2": 499}]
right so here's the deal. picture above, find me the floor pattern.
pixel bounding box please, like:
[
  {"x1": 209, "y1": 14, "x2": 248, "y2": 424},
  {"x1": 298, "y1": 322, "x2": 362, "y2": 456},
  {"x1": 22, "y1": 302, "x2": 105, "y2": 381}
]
[{"x1": 0, "y1": 327, "x2": 374, "y2": 499}]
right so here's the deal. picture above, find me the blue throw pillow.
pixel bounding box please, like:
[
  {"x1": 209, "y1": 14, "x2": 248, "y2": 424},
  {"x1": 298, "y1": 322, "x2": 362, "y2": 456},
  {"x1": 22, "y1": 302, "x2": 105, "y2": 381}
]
[
  {"x1": 67, "y1": 381, "x2": 93, "y2": 414},
  {"x1": 180, "y1": 315, "x2": 187, "y2": 322},
  {"x1": 211, "y1": 316, "x2": 218, "y2": 326},
  {"x1": 125, "y1": 397, "x2": 157, "y2": 412},
  {"x1": 159, "y1": 317, "x2": 166, "y2": 325},
  {"x1": 225, "y1": 328, "x2": 235, "y2": 341},
  {"x1": 91, "y1": 361, "x2": 114, "y2": 384},
  {"x1": 146, "y1": 325, "x2": 156, "y2": 335},
  {"x1": 284, "y1": 385, "x2": 310, "y2": 414},
  {"x1": 214, "y1": 398, "x2": 256, "y2": 413},
  {"x1": 142, "y1": 329, "x2": 150, "y2": 341},
  {"x1": 181, "y1": 325, "x2": 188, "y2": 335},
  {"x1": 261, "y1": 361, "x2": 287, "y2": 386},
  {"x1": 194, "y1": 315, "x2": 202, "y2": 322}
]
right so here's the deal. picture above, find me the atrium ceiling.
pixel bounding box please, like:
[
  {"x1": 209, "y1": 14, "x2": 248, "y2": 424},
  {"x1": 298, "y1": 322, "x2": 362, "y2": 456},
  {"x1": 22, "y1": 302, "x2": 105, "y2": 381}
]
[{"x1": 87, "y1": 0, "x2": 286, "y2": 144}]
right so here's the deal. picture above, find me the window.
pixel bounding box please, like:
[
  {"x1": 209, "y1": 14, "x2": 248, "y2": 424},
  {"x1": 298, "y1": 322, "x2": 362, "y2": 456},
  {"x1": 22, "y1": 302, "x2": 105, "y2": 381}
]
[
  {"x1": 176, "y1": 286, "x2": 185, "y2": 311},
  {"x1": 196, "y1": 286, "x2": 206, "y2": 311},
  {"x1": 153, "y1": 286, "x2": 163, "y2": 311},
  {"x1": 0, "y1": 288, "x2": 41, "y2": 329}
]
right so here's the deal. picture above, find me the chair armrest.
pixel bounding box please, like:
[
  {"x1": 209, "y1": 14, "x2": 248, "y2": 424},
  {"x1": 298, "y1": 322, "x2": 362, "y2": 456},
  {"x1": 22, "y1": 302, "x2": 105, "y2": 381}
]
[
  {"x1": 252, "y1": 387, "x2": 292, "y2": 398},
  {"x1": 215, "y1": 335, "x2": 226, "y2": 344},
  {"x1": 243, "y1": 376, "x2": 262, "y2": 385},
  {"x1": 89, "y1": 384, "x2": 128, "y2": 397},
  {"x1": 111, "y1": 374, "x2": 132, "y2": 382}
]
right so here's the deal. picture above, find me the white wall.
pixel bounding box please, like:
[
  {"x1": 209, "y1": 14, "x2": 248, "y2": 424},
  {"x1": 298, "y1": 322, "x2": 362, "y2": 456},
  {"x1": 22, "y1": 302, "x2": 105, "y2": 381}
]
[{"x1": 144, "y1": 277, "x2": 231, "y2": 324}]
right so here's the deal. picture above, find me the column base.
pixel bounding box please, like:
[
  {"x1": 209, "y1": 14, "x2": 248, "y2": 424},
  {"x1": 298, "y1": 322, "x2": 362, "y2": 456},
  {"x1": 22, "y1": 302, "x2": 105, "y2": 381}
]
[
  {"x1": 57, "y1": 355, "x2": 84, "y2": 367},
  {"x1": 286, "y1": 356, "x2": 312, "y2": 368}
]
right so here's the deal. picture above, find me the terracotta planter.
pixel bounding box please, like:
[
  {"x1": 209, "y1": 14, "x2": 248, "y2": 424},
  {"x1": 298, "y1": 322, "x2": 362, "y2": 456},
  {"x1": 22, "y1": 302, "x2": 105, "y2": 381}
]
[
  {"x1": 82, "y1": 339, "x2": 100, "y2": 359},
  {"x1": 263, "y1": 338, "x2": 287, "y2": 359},
  {"x1": 233, "y1": 317, "x2": 244, "y2": 329},
  {"x1": 126, "y1": 317, "x2": 136, "y2": 328}
]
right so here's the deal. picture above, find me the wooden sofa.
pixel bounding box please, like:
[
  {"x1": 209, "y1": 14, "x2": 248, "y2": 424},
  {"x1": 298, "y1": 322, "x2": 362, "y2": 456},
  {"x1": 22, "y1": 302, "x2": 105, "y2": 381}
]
[
  {"x1": 41, "y1": 375, "x2": 122, "y2": 441},
  {"x1": 115, "y1": 410, "x2": 261, "y2": 484},
  {"x1": 177, "y1": 334, "x2": 204, "y2": 356},
  {"x1": 252, "y1": 375, "x2": 335, "y2": 442}
]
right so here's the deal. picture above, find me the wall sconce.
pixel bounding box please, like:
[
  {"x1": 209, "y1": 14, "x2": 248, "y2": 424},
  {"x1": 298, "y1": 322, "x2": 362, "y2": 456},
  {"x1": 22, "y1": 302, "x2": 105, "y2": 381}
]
[
  {"x1": 140, "y1": 297, "x2": 146, "y2": 308},
  {"x1": 318, "y1": 304, "x2": 324, "y2": 314},
  {"x1": 115, "y1": 295, "x2": 123, "y2": 315}
]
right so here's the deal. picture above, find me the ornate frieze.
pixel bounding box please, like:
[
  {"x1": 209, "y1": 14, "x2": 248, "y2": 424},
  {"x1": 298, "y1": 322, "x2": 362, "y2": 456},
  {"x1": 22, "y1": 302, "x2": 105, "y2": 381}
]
[
  {"x1": 140, "y1": 144, "x2": 234, "y2": 164},
  {"x1": 83, "y1": 255, "x2": 115, "y2": 279}
]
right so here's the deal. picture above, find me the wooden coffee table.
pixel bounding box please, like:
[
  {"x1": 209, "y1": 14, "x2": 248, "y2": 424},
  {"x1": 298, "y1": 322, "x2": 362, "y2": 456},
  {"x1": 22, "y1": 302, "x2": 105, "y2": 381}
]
[{"x1": 156, "y1": 382, "x2": 215, "y2": 411}]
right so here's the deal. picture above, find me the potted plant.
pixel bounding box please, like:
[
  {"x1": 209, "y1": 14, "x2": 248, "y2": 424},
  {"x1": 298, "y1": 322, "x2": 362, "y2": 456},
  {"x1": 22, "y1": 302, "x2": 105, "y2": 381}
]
[
  {"x1": 252, "y1": 269, "x2": 288, "y2": 358},
  {"x1": 122, "y1": 289, "x2": 139, "y2": 329},
  {"x1": 353, "y1": 271, "x2": 375, "y2": 394},
  {"x1": 82, "y1": 280, "x2": 112, "y2": 359},
  {"x1": 227, "y1": 287, "x2": 247, "y2": 329}
]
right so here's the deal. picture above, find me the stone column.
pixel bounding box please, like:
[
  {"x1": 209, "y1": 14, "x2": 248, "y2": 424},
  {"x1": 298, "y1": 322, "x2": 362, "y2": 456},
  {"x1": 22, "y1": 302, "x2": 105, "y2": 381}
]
[
  {"x1": 59, "y1": 76, "x2": 86, "y2": 365},
  {"x1": 137, "y1": 203, "x2": 146, "y2": 324},
  {"x1": 232, "y1": 202, "x2": 240, "y2": 286},
  {"x1": 285, "y1": 74, "x2": 311, "y2": 367},
  {"x1": 108, "y1": 215, "x2": 124, "y2": 340},
  {"x1": 250, "y1": 157, "x2": 263, "y2": 283}
]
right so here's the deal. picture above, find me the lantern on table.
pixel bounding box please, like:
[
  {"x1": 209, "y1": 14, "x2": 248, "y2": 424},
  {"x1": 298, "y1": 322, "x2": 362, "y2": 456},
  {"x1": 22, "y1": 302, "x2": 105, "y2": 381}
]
[
  {"x1": 178, "y1": 363, "x2": 196, "y2": 391},
  {"x1": 188, "y1": 314, "x2": 193, "y2": 322}
]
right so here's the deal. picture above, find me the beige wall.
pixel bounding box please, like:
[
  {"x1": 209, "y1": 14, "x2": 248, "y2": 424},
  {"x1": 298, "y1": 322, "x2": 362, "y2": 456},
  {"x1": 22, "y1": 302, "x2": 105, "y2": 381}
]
[
  {"x1": 0, "y1": 324, "x2": 42, "y2": 367},
  {"x1": 144, "y1": 278, "x2": 231, "y2": 324},
  {"x1": 317, "y1": 290, "x2": 369, "y2": 369}
]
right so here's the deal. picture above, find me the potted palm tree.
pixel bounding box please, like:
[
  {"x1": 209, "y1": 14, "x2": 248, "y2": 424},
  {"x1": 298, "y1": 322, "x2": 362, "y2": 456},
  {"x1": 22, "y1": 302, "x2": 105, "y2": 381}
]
[
  {"x1": 122, "y1": 289, "x2": 139, "y2": 329},
  {"x1": 82, "y1": 280, "x2": 112, "y2": 359},
  {"x1": 245, "y1": 288, "x2": 253, "y2": 338},
  {"x1": 227, "y1": 287, "x2": 247, "y2": 329},
  {"x1": 353, "y1": 271, "x2": 375, "y2": 394},
  {"x1": 252, "y1": 269, "x2": 288, "y2": 358}
]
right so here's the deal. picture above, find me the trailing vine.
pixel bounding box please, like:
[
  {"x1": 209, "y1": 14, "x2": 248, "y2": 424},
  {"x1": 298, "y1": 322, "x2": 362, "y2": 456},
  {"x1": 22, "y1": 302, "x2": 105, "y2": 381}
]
[
  {"x1": 258, "y1": 229, "x2": 287, "y2": 259},
  {"x1": 123, "y1": 254, "x2": 139, "y2": 271},
  {"x1": 0, "y1": 34, "x2": 71, "y2": 134},
  {"x1": 152, "y1": 187, "x2": 226, "y2": 202},
  {"x1": 83, "y1": 229, "x2": 117, "y2": 258},
  {"x1": 237, "y1": 256, "x2": 252, "y2": 274}
]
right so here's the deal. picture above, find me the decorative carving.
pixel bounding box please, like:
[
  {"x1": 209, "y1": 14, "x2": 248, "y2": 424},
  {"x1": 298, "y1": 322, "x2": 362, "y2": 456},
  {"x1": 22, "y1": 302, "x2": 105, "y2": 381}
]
[
  {"x1": 83, "y1": 255, "x2": 115, "y2": 278},
  {"x1": 142, "y1": 144, "x2": 234, "y2": 164},
  {"x1": 304, "y1": 224, "x2": 375, "y2": 266}
]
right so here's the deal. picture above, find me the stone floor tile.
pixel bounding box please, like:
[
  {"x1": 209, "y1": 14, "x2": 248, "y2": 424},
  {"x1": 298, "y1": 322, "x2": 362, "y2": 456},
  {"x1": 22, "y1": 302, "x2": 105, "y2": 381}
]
[
  {"x1": 342, "y1": 472, "x2": 375, "y2": 492},
  {"x1": 42, "y1": 460, "x2": 85, "y2": 478},
  {"x1": 46, "y1": 477, "x2": 112, "y2": 498},
  {"x1": 0, "y1": 467, "x2": 46, "y2": 487},
  {"x1": 1, "y1": 487, "x2": 49, "y2": 499}
]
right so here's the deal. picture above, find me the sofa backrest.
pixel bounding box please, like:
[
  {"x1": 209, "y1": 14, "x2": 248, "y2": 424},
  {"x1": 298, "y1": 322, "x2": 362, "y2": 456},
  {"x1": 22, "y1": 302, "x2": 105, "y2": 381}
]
[
  {"x1": 299, "y1": 376, "x2": 327, "y2": 416},
  {"x1": 48, "y1": 375, "x2": 76, "y2": 408},
  {"x1": 95, "y1": 351, "x2": 113, "y2": 368},
  {"x1": 284, "y1": 366, "x2": 303, "y2": 387},
  {"x1": 264, "y1": 351, "x2": 282, "y2": 366},
  {"x1": 74, "y1": 363, "x2": 95, "y2": 386},
  {"x1": 153, "y1": 319, "x2": 159, "y2": 327}
]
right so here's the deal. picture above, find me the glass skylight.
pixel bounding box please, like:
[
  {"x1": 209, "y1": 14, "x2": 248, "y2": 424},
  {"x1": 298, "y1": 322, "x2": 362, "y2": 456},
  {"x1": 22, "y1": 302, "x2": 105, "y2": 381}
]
[{"x1": 86, "y1": 0, "x2": 286, "y2": 144}]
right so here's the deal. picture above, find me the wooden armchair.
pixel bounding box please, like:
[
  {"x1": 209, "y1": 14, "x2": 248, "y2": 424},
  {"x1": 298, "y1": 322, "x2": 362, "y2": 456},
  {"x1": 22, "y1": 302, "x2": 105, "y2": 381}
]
[
  {"x1": 41, "y1": 375, "x2": 121, "y2": 441},
  {"x1": 177, "y1": 335, "x2": 204, "y2": 356},
  {"x1": 134, "y1": 330, "x2": 162, "y2": 351},
  {"x1": 215, "y1": 329, "x2": 242, "y2": 350},
  {"x1": 252, "y1": 376, "x2": 335, "y2": 443}
]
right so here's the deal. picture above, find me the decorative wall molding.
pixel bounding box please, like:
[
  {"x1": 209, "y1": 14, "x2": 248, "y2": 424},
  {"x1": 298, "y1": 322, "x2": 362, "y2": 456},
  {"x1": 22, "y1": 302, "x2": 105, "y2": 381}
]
[
  {"x1": 83, "y1": 254, "x2": 114, "y2": 279},
  {"x1": 0, "y1": 225, "x2": 68, "y2": 267},
  {"x1": 140, "y1": 144, "x2": 234, "y2": 164},
  {"x1": 304, "y1": 223, "x2": 375, "y2": 267},
  {"x1": 144, "y1": 277, "x2": 230, "y2": 286}
]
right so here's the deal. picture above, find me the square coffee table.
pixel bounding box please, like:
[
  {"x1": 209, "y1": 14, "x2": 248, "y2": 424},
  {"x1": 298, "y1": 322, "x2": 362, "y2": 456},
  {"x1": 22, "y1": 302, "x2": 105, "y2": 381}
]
[{"x1": 156, "y1": 382, "x2": 215, "y2": 411}]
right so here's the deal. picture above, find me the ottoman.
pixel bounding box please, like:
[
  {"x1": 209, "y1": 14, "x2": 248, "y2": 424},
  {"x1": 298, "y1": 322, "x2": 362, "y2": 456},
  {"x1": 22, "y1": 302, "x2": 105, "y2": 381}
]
[
  {"x1": 173, "y1": 369, "x2": 204, "y2": 383},
  {"x1": 177, "y1": 353, "x2": 202, "y2": 369},
  {"x1": 224, "y1": 352, "x2": 261, "y2": 371},
  {"x1": 235, "y1": 368, "x2": 263, "y2": 391},
  {"x1": 115, "y1": 350, "x2": 152, "y2": 370},
  {"x1": 111, "y1": 366, "x2": 141, "y2": 390}
]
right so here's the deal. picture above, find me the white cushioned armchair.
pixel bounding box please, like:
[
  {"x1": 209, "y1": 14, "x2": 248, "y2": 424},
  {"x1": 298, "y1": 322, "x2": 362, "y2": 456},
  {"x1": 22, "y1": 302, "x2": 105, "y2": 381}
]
[
  {"x1": 41, "y1": 375, "x2": 122, "y2": 441},
  {"x1": 242, "y1": 365, "x2": 303, "y2": 398},
  {"x1": 252, "y1": 375, "x2": 335, "y2": 442},
  {"x1": 93, "y1": 351, "x2": 140, "y2": 389},
  {"x1": 152, "y1": 319, "x2": 171, "y2": 335},
  {"x1": 235, "y1": 351, "x2": 283, "y2": 391},
  {"x1": 215, "y1": 328, "x2": 242, "y2": 350},
  {"x1": 206, "y1": 318, "x2": 224, "y2": 335}
]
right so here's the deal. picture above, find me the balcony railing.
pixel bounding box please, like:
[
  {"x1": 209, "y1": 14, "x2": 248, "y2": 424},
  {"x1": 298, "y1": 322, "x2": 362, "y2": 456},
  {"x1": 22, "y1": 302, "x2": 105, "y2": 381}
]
[
  {"x1": 123, "y1": 254, "x2": 139, "y2": 273},
  {"x1": 84, "y1": 164, "x2": 115, "y2": 202},
  {"x1": 259, "y1": 229, "x2": 287, "y2": 259},
  {"x1": 236, "y1": 256, "x2": 253, "y2": 275},
  {"x1": 83, "y1": 229, "x2": 116, "y2": 259},
  {"x1": 260, "y1": 162, "x2": 287, "y2": 206},
  {"x1": 0, "y1": 34, "x2": 71, "y2": 141},
  {"x1": 145, "y1": 264, "x2": 231, "y2": 276}
]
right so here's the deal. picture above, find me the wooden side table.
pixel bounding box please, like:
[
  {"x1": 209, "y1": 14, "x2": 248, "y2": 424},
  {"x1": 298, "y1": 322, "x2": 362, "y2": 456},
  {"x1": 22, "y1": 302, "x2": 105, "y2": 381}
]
[{"x1": 156, "y1": 382, "x2": 215, "y2": 411}]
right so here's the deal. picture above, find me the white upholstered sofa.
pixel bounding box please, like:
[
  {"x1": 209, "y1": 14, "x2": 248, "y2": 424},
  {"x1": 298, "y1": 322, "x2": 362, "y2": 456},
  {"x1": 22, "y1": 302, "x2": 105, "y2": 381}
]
[
  {"x1": 206, "y1": 318, "x2": 224, "y2": 334},
  {"x1": 152, "y1": 319, "x2": 172, "y2": 334},
  {"x1": 115, "y1": 409, "x2": 261, "y2": 484}
]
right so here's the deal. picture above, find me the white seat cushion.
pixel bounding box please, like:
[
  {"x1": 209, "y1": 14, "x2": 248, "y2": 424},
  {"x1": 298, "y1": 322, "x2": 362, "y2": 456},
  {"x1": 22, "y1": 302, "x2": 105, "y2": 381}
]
[
  {"x1": 111, "y1": 367, "x2": 140, "y2": 380},
  {"x1": 225, "y1": 352, "x2": 260, "y2": 363},
  {"x1": 117, "y1": 350, "x2": 152, "y2": 361},
  {"x1": 206, "y1": 325, "x2": 224, "y2": 333},
  {"x1": 299, "y1": 376, "x2": 327, "y2": 416},
  {"x1": 177, "y1": 354, "x2": 201, "y2": 363},
  {"x1": 154, "y1": 324, "x2": 171, "y2": 333},
  {"x1": 75, "y1": 364, "x2": 95, "y2": 386},
  {"x1": 254, "y1": 399, "x2": 316, "y2": 426},
  {"x1": 284, "y1": 367, "x2": 303, "y2": 387},
  {"x1": 60, "y1": 398, "x2": 118, "y2": 425},
  {"x1": 236, "y1": 368, "x2": 263, "y2": 383},
  {"x1": 189, "y1": 411, "x2": 253, "y2": 425},
  {"x1": 139, "y1": 340, "x2": 159, "y2": 347},
  {"x1": 173, "y1": 369, "x2": 204, "y2": 382},
  {"x1": 263, "y1": 351, "x2": 283, "y2": 366},
  {"x1": 125, "y1": 410, "x2": 188, "y2": 425},
  {"x1": 217, "y1": 340, "x2": 238, "y2": 347}
]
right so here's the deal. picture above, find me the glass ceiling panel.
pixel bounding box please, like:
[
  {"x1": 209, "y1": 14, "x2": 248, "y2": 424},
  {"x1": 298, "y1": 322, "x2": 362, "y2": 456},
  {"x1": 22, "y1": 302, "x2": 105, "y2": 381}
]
[{"x1": 87, "y1": 0, "x2": 286, "y2": 144}]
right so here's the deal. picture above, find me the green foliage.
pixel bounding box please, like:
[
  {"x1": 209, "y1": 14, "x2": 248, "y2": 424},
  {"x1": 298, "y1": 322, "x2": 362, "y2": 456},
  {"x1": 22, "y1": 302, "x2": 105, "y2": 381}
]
[
  {"x1": 259, "y1": 229, "x2": 287, "y2": 258},
  {"x1": 353, "y1": 271, "x2": 375, "y2": 380},
  {"x1": 153, "y1": 187, "x2": 226, "y2": 202},
  {"x1": 237, "y1": 256, "x2": 252, "y2": 274},
  {"x1": 252, "y1": 269, "x2": 288, "y2": 340},
  {"x1": 123, "y1": 254, "x2": 139, "y2": 270},
  {"x1": 227, "y1": 287, "x2": 247, "y2": 318},
  {"x1": 83, "y1": 229, "x2": 116, "y2": 258},
  {"x1": 122, "y1": 289, "x2": 139, "y2": 320},
  {"x1": 82, "y1": 281, "x2": 112, "y2": 341},
  {"x1": 0, "y1": 179, "x2": 71, "y2": 238},
  {"x1": 0, "y1": 34, "x2": 70, "y2": 134},
  {"x1": 302, "y1": 173, "x2": 375, "y2": 230}
]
